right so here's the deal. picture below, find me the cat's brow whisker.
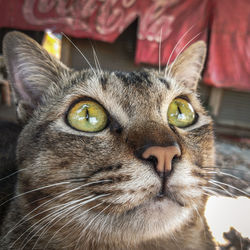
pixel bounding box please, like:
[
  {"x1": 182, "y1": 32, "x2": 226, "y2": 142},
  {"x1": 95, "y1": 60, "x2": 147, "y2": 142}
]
[
  {"x1": 90, "y1": 42, "x2": 102, "y2": 74},
  {"x1": 209, "y1": 179, "x2": 250, "y2": 196},
  {"x1": 158, "y1": 28, "x2": 163, "y2": 73},
  {"x1": 164, "y1": 25, "x2": 195, "y2": 75},
  {"x1": 166, "y1": 31, "x2": 202, "y2": 79},
  {"x1": 61, "y1": 32, "x2": 97, "y2": 78}
]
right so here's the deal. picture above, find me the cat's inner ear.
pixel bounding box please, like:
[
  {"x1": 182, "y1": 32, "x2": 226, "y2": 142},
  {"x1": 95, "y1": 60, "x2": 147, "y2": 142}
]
[
  {"x1": 3, "y1": 31, "x2": 69, "y2": 124},
  {"x1": 166, "y1": 41, "x2": 207, "y2": 91}
]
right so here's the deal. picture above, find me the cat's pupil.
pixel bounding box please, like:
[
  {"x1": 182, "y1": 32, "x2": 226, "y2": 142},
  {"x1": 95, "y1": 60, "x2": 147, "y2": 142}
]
[{"x1": 86, "y1": 108, "x2": 89, "y2": 121}]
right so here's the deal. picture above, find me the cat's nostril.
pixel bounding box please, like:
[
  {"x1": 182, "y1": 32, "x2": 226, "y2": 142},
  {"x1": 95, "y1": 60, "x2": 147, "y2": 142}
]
[{"x1": 147, "y1": 155, "x2": 158, "y2": 168}]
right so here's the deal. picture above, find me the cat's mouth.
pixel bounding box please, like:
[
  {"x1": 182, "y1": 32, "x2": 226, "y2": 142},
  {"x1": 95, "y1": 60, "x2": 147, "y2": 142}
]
[{"x1": 155, "y1": 191, "x2": 185, "y2": 207}]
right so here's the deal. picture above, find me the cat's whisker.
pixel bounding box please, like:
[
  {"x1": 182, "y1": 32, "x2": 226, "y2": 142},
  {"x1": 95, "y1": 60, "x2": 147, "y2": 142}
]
[
  {"x1": 74, "y1": 198, "x2": 113, "y2": 250},
  {"x1": 209, "y1": 179, "x2": 250, "y2": 196},
  {"x1": 166, "y1": 32, "x2": 202, "y2": 79},
  {"x1": 164, "y1": 25, "x2": 195, "y2": 76},
  {"x1": 15, "y1": 194, "x2": 108, "y2": 249},
  {"x1": 12, "y1": 202, "x2": 77, "y2": 249},
  {"x1": 4, "y1": 180, "x2": 111, "y2": 239},
  {"x1": 31, "y1": 194, "x2": 108, "y2": 250},
  {"x1": 204, "y1": 166, "x2": 248, "y2": 173},
  {"x1": 202, "y1": 187, "x2": 220, "y2": 197},
  {"x1": 21, "y1": 200, "x2": 86, "y2": 250},
  {"x1": 46, "y1": 195, "x2": 109, "y2": 249},
  {"x1": 0, "y1": 168, "x2": 25, "y2": 183},
  {"x1": 0, "y1": 181, "x2": 71, "y2": 208},
  {"x1": 90, "y1": 42, "x2": 102, "y2": 74},
  {"x1": 191, "y1": 203, "x2": 204, "y2": 229},
  {"x1": 208, "y1": 181, "x2": 237, "y2": 197},
  {"x1": 61, "y1": 32, "x2": 97, "y2": 78},
  {"x1": 158, "y1": 28, "x2": 163, "y2": 73},
  {"x1": 0, "y1": 165, "x2": 39, "y2": 183},
  {"x1": 202, "y1": 186, "x2": 234, "y2": 197},
  {"x1": 4, "y1": 192, "x2": 91, "y2": 240},
  {"x1": 11, "y1": 198, "x2": 86, "y2": 249},
  {"x1": 24, "y1": 195, "x2": 95, "y2": 242},
  {"x1": 83, "y1": 195, "x2": 120, "y2": 230},
  {"x1": 80, "y1": 196, "x2": 121, "y2": 249},
  {"x1": 206, "y1": 171, "x2": 244, "y2": 181}
]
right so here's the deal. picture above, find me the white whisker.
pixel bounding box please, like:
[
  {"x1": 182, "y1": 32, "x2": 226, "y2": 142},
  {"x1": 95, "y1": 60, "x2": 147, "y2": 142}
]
[
  {"x1": 0, "y1": 181, "x2": 71, "y2": 208},
  {"x1": 208, "y1": 180, "x2": 235, "y2": 197},
  {"x1": 207, "y1": 171, "x2": 243, "y2": 181},
  {"x1": 158, "y1": 28, "x2": 163, "y2": 73},
  {"x1": 31, "y1": 195, "x2": 104, "y2": 250},
  {"x1": 166, "y1": 32, "x2": 202, "y2": 79},
  {"x1": 164, "y1": 25, "x2": 195, "y2": 75},
  {"x1": 16, "y1": 194, "x2": 107, "y2": 249},
  {"x1": 4, "y1": 180, "x2": 111, "y2": 240},
  {"x1": 90, "y1": 42, "x2": 102, "y2": 74},
  {"x1": 210, "y1": 179, "x2": 249, "y2": 196},
  {"x1": 47, "y1": 194, "x2": 109, "y2": 249},
  {"x1": 61, "y1": 32, "x2": 97, "y2": 77}
]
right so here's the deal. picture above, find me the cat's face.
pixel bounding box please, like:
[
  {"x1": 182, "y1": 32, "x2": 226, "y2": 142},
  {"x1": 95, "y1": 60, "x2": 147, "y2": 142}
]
[{"x1": 3, "y1": 32, "x2": 214, "y2": 246}]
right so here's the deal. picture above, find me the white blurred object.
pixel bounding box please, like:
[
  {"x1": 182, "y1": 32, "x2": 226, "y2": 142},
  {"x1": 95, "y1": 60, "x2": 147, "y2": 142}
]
[{"x1": 205, "y1": 196, "x2": 250, "y2": 245}]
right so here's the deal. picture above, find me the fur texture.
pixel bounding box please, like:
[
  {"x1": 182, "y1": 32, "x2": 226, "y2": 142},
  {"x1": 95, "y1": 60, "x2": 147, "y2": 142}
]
[{"x1": 0, "y1": 32, "x2": 215, "y2": 249}]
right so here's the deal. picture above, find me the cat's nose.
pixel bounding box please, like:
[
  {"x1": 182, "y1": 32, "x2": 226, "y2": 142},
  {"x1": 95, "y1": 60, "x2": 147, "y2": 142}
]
[{"x1": 141, "y1": 145, "x2": 181, "y2": 176}]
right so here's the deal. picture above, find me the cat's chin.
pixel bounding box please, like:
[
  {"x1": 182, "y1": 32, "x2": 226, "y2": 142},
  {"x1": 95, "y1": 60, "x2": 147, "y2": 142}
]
[{"x1": 97, "y1": 197, "x2": 193, "y2": 245}]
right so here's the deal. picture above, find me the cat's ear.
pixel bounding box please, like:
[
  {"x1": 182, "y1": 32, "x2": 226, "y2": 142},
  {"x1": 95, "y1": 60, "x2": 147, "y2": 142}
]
[
  {"x1": 167, "y1": 41, "x2": 207, "y2": 91},
  {"x1": 3, "y1": 31, "x2": 69, "y2": 124}
]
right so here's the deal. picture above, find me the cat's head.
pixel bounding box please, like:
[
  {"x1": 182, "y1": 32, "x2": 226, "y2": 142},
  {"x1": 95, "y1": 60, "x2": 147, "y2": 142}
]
[{"x1": 3, "y1": 32, "x2": 214, "y2": 246}]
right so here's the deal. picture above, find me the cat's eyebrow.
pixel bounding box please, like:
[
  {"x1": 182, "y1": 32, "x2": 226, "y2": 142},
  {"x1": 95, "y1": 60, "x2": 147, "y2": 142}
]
[
  {"x1": 158, "y1": 77, "x2": 170, "y2": 89},
  {"x1": 99, "y1": 75, "x2": 108, "y2": 90},
  {"x1": 114, "y1": 71, "x2": 153, "y2": 86}
]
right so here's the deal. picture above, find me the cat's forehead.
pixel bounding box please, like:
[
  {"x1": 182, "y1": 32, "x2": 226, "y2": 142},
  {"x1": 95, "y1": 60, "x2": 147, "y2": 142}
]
[
  {"x1": 59, "y1": 69, "x2": 189, "y2": 116},
  {"x1": 66, "y1": 69, "x2": 189, "y2": 104}
]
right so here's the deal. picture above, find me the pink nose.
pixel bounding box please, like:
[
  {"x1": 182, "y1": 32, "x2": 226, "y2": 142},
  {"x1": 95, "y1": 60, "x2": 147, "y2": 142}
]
[{"x1": 142, "y1": 145, "x2": 181, "y2": 174}]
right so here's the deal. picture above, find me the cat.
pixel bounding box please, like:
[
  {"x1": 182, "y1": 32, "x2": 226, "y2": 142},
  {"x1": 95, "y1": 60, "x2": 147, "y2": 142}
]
[{"x1": 0, "y1": 31, "x2": 216, "y2": 249}]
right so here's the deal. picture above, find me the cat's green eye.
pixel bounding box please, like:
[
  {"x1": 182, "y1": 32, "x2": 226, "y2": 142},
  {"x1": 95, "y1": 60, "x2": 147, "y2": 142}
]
[
  {"x1": 67, "y1": 100, "x2": 108, "y2": 132},
  {"x1": 167, "y1": 98, "x2": 195, "y2": 128}
]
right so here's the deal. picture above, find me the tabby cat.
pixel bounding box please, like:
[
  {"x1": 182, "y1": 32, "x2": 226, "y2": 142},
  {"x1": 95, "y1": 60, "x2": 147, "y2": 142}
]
[{"x1": 0, "y1": 31, "x2": 215, "y2": 249}]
